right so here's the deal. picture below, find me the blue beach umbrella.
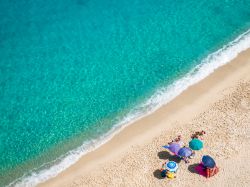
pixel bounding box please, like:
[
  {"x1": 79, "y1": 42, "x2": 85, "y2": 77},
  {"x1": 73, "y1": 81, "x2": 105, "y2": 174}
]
[
  {"x1": 178, "y1": 147, "x2": 192, "y2": 157},
  {"x1": 165, "y1": 161, "x2": 178, "y2": 172},
  {"x1": 202, "y1": 155, "x2": 216, "y2": 168},
  {"x1": 189, "y1": 138, "x2": 203, "y2": 150},
  {"x1": 162, "y1": 143, "x2": 181, "y2": 155}
]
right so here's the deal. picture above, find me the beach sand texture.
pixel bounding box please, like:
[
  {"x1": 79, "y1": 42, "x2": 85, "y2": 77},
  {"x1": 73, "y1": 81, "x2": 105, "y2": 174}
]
[{"x1": 42, "y1": 49, "x2": 250, "y2": 187}]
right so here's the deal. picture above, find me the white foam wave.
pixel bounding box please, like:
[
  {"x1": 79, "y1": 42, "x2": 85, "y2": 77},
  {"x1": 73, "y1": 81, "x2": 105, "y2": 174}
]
[{"x1": 8, "y1": 29, "x2": 250, "y2": 187}]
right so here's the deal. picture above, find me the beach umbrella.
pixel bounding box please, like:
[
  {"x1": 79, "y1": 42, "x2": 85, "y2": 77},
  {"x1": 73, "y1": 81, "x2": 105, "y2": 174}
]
[
  {"x1": 202, "y1": 155, "x2": 216, "y2": 168},
  {"x1": 189, "y1": 138, "x2": 203, "y2": 150},
  {"x1": 165, "y1": 161, "x2": 178, "y2": 172},
  {"x1": 162, "y1": 143, "x2": 181, "y2": 155},
  {"x1": 177, "y1": 147, "x2": 192, "y2": 157}
]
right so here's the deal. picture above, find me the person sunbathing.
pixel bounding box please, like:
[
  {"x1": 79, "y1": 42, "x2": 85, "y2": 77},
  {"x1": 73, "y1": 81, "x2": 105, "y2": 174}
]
[
  {"x1": 168, "y1": 140, "x2": 174, "y2": 145},
  {"x1": 183, "y1": 156, "x2": 190, "y2": 163},
  {"x1": 168, "y1": 135, "x2": 181, "y2": 144},
  {"x1": 191, "y1": 131, "x2": 206, "y2": 140},
  {"x1": 189, "y1": 151, "x2": 196, "y2": 159},
  {"x1": 168, "y1": 135, "x2": 184, "y2": 146},
  {"x1": 198, "y1": 130, "x2": 206, "y2": 136},
  {"x1": 174, "y1": 135, "x2": 182, "y2": 142}
]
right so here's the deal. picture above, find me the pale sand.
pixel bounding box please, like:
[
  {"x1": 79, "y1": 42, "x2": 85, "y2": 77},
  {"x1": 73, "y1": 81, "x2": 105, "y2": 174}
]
[{"x1": 41, "y1": 49, "x2": 250, "y2": 187}]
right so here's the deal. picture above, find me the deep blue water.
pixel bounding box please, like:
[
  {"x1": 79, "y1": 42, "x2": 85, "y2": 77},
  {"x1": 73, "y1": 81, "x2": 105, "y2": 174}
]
[{"x1": 0, "y1": 0, "x2": 250, "y2": 186}]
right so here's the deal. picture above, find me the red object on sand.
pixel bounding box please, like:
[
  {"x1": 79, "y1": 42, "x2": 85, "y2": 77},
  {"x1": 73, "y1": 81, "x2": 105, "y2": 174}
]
[
  {"x1": 195, "y1": 164, "x2": 219, "y2": 178},
  {"x1": 206, "y1": 166, "x2": 219, "y2": 178}
]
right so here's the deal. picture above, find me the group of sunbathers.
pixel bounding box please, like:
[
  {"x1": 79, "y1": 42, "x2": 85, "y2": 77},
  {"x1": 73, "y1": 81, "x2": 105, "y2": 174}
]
[
  {"x1": 168, "y1": 130, "x2": 206, "y2": 146},
  {"x1": 160, "y1": 130, "x2": 219, "y2": 179},
  {"x1": 191, "y1": 130, "x2": 206, "y2": 140}
]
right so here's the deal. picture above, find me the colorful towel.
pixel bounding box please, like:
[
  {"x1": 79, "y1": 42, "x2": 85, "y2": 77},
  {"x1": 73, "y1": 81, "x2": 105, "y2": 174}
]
[
  {"x1": 195, "y1": 164, "x2": 219, "y2": 178},
  {"x1": 195, "y1": 164, "x2": 206, "y2": 177}
]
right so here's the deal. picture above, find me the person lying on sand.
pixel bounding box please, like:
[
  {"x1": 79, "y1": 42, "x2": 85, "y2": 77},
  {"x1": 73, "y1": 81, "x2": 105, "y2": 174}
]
[
  {"x1": 168, "y1": 135, "x2": 184, "y2": 146},
  {"x1": 199, "y1": 130, "x2": 206, "y2": 136},
  {"x1": 191, "y1": 130, "x2": 206, "y2": 140},
  {"x1": 189, "y1": 151, "x2": 196, "y2": 159},
  {"x1": 183, "y1": 156, "x2": 190, "y2": 163},
  {"x1": 168, "y1": 140, "x2": 174, "y2": 145},
  {"x1": 175, "y1": 135, "x2": 184, "y2": 146},
  {"x1": 174, "y1": 135, "x2": 182, "y2": 142}
]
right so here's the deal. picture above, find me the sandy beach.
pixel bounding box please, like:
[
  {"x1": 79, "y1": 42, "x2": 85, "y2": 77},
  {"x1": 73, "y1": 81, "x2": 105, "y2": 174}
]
[{"x1": 41, "y1": 48, "x2": 250, "y2": 187}]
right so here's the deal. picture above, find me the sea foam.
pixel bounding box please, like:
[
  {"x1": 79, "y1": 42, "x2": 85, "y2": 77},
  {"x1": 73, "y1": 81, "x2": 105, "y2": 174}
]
[{"x1": 9, "y1": 29, "x2": 250, "y2": 187}]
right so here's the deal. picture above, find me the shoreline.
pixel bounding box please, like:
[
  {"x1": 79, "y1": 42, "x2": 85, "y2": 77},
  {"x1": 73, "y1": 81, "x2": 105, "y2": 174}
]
[
  {"x1": 12, "y1": 29, "x2": 250, "y2": 186},
  {"x1": 40, "y1": 47, "x2": 250, "y2": 186}
]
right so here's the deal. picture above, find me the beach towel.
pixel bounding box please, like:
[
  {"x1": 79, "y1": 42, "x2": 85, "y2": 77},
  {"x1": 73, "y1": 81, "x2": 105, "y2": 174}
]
[
  {"x1": 195, "y1": 164, "x2": 206, "y2": 177},
  {"x1": 195, "y1": 164, "x2": 219, "y2": 178}
]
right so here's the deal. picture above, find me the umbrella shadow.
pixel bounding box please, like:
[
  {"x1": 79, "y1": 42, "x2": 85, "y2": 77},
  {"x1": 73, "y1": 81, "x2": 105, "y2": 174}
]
[
  {"x1": 188, "y1": 163, "x2": 200, "y2": 175},
  {"x1": 158, "y1": 151, "x2": 181, "y2": 163},
  {"x1": 153, "y1": 169, "x2": 164, "y2": 179}
]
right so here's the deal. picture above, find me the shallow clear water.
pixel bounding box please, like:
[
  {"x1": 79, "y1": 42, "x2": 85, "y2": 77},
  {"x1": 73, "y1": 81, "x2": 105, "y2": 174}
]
[{"x1": 0, "y1": 0, "x2": 250, "y2": 186}]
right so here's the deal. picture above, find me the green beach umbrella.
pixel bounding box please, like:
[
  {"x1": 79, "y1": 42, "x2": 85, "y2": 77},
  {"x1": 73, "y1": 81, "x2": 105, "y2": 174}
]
[{"x1": 189, "y1": 138, "x2": 203, "y2": 150}]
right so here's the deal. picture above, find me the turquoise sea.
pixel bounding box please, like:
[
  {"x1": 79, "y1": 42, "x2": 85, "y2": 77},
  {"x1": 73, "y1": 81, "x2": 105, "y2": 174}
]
[{"x1": 0, "y1": 0, "x2": 250, "y2": 186}]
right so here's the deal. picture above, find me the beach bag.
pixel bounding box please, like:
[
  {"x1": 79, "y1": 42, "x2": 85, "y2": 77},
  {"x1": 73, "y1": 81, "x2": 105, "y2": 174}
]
[
  {"x1": 166, "y1": 172, "x2": 175, "y2": 179},
  {"x1": 205, "y1": 166, "x2": 219, "y2": 178}
]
